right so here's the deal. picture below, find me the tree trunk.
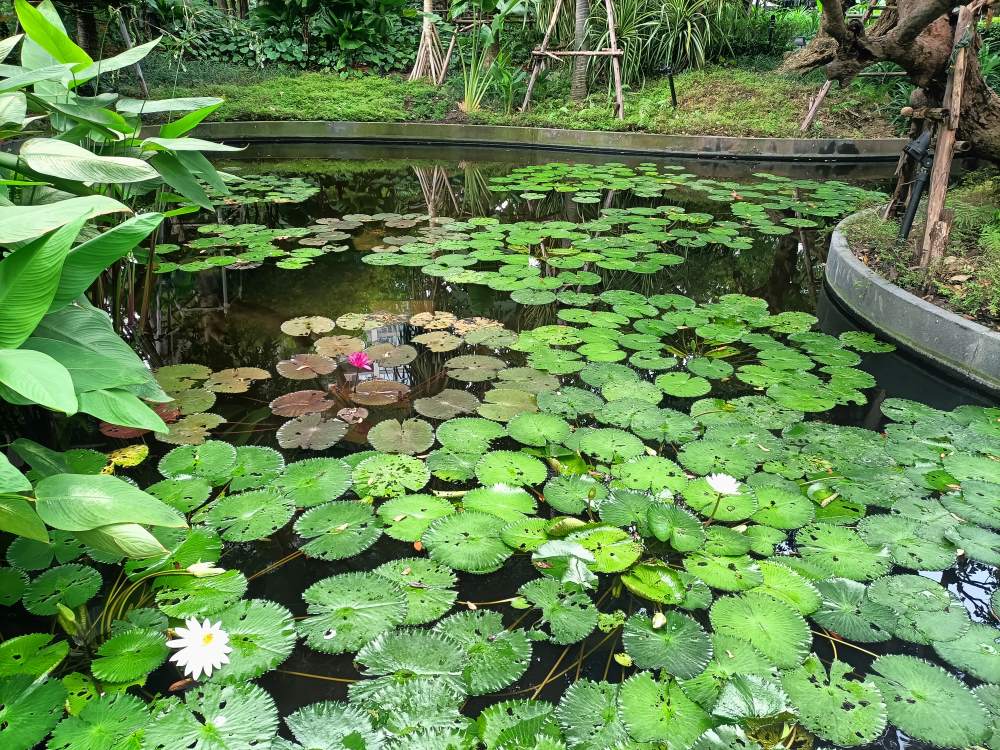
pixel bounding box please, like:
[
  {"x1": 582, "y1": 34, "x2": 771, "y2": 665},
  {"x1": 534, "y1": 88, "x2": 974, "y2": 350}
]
[
  {"x1": 571, "y1": 0, "x2": 590, "y2": 100},
  {"x1": 780, "y1": 0, "x2": 1000, "y2": 162},
  {"x1": 72, "y1": 1, "x2": 99, "y2": 59}
]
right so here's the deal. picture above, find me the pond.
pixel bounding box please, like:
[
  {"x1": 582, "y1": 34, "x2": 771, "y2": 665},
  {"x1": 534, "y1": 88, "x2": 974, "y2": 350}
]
[{"x1": 5, "y1": 148, "x2": 999, "y2": 750}]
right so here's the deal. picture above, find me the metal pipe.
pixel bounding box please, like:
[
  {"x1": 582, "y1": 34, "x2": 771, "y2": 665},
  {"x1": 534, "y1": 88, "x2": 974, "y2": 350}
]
[{"x1": 898, "y1": 157, "x2": 932, "y2": 241}]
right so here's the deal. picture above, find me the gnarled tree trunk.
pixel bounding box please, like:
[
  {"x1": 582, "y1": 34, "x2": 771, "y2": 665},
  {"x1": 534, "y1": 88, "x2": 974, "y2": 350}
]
[{"x1": 780, "y1": 0, "x2": 1000, "y2": 162}]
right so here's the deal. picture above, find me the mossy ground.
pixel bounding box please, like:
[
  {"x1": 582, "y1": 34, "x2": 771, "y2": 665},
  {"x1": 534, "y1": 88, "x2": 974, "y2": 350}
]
[{"x1": 137, "y1": 57, "x2": 897, "y2": 139}]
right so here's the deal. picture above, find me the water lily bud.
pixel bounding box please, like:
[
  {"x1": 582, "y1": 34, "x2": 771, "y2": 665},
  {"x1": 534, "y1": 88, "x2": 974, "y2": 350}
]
[
  {"x1": 651, "y1": 611, "x2": 667, "y2": 629},
  {"x1": 187, "y1": 561, "x2": 225, "y2": 578}
]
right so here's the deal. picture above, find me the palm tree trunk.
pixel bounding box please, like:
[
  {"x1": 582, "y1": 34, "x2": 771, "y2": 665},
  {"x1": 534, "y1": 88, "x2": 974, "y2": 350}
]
[{"x1": 571, "y1": 0, "x2": 590, "y2": 100}]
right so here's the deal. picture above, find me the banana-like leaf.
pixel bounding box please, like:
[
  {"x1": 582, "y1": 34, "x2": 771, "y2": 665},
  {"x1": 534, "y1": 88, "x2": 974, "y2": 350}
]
[
  {"x1": 0, "y1": 216, "x2": 85, "y2": 348},
  {"x1": 0, "y1": 62, "x2": 74, "y2": 93},
  {"x1": 158, "y1": 101, "x2": 224, "y2": 139},
  {"x1": 0, "y1": 494, "x2": 49, "y2": 542},
  {"x1": 142, "y1": 137, "x2": 240, "y2": 152},
  {"x1": 78, "y1": 388, "x2": 168, "y2": 432},
  {"x1": 117, "y1": 96, "x2": 222, "y2": 114},
  {"x1": 0, "y1": 196, "x2": 128, "y2": 243},
  {"x1": 0, "y1": 34, "x2": 23, "y2": 64},
  {"x1": 15, "y1": 0, "x2": 91, "y2": 68},
  {"x1": 0, "y1": 92, "x2": 25, "y2": 124},
  {"x1": 20, "y1": 138, "x2": 158, "y2": 184},
  {"x1": 70, "y1": 38, "x2": 161, "y2": 85},
  {"x1": 49, "y1": 212, "x2": 163, "y2": 312},
  {"x1": 0, "y1": 348, "x2": 76, "y2": 413},
  {"x1": 150, "y1": 151, "x2": 212, "y2": 210}
]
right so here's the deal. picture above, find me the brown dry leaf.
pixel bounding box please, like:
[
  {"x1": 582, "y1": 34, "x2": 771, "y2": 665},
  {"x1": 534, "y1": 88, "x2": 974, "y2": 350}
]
[
  {"x1": 315, "y1": 335, "x2": 366, "y2": 357},
  {"x1": 409, "y1": 311, "x2": 457, "y2": 330},
  {"x1": 337, "y1": 407, "x2": 369, "y2": 424},
  {"x1": 351, "y1": 379, "x2": 410, "y2": 406},
  {"x1": 204, "y1": 368, "x2": 268, "y2": 393},
  {"x1": 269, "y1": 390, "x2": 335, "y2": 417},
  {"x1": 276, "y1": 354, "x2": 337, "y2": 380},
  {"x1": 452, "y1": 317, "x2": 503, "y2": 336}
]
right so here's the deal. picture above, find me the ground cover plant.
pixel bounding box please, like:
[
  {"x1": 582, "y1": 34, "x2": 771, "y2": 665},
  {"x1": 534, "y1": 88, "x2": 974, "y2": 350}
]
[
  {"x1": 4, "y1": 144, "x2": 1000, "y2": 750},
  {"x1": 843, "y1": 169, "x2": 1000, "y2": 329},
  {"x1": 130, "y1": 63, "x2": 898, "y2": 139}
]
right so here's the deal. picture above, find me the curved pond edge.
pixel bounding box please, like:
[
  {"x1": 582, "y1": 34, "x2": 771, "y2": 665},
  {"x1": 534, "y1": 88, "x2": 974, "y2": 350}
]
[
  {"x1": 826, "y1": 212, "x2": 1000, "y2": 396},
  {"x1": 194, "y1": 121, "x2": 907, "y2": 163}
]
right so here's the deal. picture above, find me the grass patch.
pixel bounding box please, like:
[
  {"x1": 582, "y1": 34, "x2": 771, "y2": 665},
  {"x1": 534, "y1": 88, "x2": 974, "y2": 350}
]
[
  {"x1": 138, "y1": 57, "x2": 896, "y2": 138},
  {"x1": 844, "y1": 170, "x2": 1000, "y2": 329},
  {"x1": 145, "y1": 70, "x2": 451, "y2": 122},
  {"x1": 473, "y1": 66, "x2": 895, "y2": 138}
]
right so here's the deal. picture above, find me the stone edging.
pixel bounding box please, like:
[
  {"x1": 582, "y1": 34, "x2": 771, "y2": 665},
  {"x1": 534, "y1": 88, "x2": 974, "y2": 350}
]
[
  {"x1": 193, "y1": 120, "x2": 906, "y2": 162},
  {"x1": 826, "y1": 212, "x2": 1000, "y2": 394}
]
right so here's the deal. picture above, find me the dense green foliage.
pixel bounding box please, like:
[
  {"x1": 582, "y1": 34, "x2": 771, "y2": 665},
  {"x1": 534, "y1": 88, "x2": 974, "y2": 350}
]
[{"x1": 0, "y1": 0, "x2": 234, "y2": 429}]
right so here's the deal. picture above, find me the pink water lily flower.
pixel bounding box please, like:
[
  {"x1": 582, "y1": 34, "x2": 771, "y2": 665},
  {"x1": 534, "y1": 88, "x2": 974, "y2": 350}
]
[{"x1": 346, "y1": 351, "x2": 372, "y2": 370}]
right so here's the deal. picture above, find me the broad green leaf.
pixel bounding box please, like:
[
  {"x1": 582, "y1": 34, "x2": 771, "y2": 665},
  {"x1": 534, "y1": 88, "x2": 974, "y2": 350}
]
[
  {"x1": 782, "y1": 655, "x2": 886, "y2": 746},
  {"x1": 78, "y1": 388, "x2": 167, "y2": 432},
  {"x1": 71, "y1": 38, "x2": 160, "y2": 83},
  {"x1": 0, "y1": 196, "x2": 127, "y2": 243},
  {"x1": 0, "y1": 349, "x2": 76, "y2": 414},
  {"x1": 144, "y1": 683, "x2": 279, "y2": 750},
  {"x1": 73, "y1": 523, "x2": 167, "y2": 559},
  {"x1": 0, "y1": 452, "x2": 30, "y2": 493},
  {"x1": 20, "y1": 138, "x2": 157, "y2": 183},
  {"x1": 117, "y1": 96, "x2": 223, "y2": 114},
  {"x1": 618, "y1": 672, "x2": 713, "y2": 747},
  {"x1": 149, "y1": 151, "x2": 212, "y2": 210},
  {"x1": 158, "y1": 101, "x2": 224, "y2": 138},
  {"x1": 49, "y1": 212, "x2": 163, "y2": 311},
  {"x1": 34, "y1": 474, "x2": 185, "y2": 531},
  {"x1": 0, "y1": 216, "x2": 85, "y2": 348},
  {"x1": 871, "y1": 654, "x2": 989, "y2": 748},
  {"x1": 0, "y1": 494, "x2": 47, "y2": 543},
  {"x1": 0, "y1": 674, "x2": 67, "y2": 750},
  {"x1": 14, "y1": 0, "x2": 91, "y2": 67}
]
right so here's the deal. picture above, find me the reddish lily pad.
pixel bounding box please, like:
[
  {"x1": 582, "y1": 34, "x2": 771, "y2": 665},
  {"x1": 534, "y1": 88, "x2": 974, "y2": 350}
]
[
  {"x1": 337, "y1": 407, "x2": 369, "y2": 424},
  {"x1": 315, "y1": 336, "x2": 366, "y2": 358},
  {"x1": 351, "y1": 380, "x2": 410, "y2": 406},
  {"x1": 276, "y1": 354, "x2": 337, "y2": 380},
  {"x1": 269, "y1": 390, "x2": 335, "y2": 417}
]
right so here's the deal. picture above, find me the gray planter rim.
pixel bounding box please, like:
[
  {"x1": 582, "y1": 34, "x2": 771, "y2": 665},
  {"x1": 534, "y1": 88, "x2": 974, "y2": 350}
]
[
  {"x1": 192, "y1": 120, "x2": 907, "y2": 163},
  {"x1": 826, "y1": 211, "x2": 1000, "y2": 396}
]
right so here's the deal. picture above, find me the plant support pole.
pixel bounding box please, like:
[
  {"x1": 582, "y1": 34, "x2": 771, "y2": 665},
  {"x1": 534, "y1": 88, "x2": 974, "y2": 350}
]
[{"x1": 919, "y1": 5, "x2": 973, "y2": 267}]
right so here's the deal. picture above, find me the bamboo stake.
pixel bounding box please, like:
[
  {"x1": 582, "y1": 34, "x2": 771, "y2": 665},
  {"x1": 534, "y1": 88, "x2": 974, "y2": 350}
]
[
  {"x1": 919, "y1": 5, "x2": 973, "y2": 268},
  {"x1": 603, "y1": 0, "x2": 625, "y2": 119},
  {"x1": 521, "y1": 0, "x2": 564, "y2": 112},
  {"x1": 800, "y1": 79, "x2": 832, "y2": 133}
]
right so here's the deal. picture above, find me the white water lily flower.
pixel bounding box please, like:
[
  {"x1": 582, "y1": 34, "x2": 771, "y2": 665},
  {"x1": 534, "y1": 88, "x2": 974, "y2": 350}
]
[
  {"x1": 167, "y1": 618, "x2": 232, "y2": 680},
  {"x1": 705, "y1": 473, "x2": 741, "y2": 496},
  {"x1": 186, "y1": 561, "x2": 225, "y2": 578}
]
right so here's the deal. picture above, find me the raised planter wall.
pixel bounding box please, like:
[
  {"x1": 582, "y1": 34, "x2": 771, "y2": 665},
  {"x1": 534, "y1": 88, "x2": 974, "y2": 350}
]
[
  {"x1": 826, "y1": 213, "x2": 1000, "y2": 396},
  {"x1": 194, "y1": 121, "x2": 907, "y2": 162}
]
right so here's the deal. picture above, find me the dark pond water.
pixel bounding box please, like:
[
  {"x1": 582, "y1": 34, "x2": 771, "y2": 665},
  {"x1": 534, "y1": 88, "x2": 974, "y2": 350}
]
[{"x1": 6, "y1": 146, "x2": 996, "y2": 750}]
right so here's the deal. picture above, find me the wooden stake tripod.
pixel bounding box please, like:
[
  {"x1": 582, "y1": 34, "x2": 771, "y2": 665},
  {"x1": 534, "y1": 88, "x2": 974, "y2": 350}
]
[{"x1": 520, "y1": 0, "x2": 625, "y2": 119}]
